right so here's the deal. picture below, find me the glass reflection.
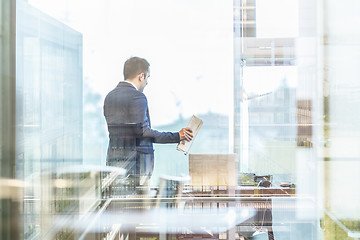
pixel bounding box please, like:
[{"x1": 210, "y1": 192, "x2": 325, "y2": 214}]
[
  {"x1": 0, "y1": 0, "x2": 357, "y2": 239},
  {"x1": 16, "y1": 1, "x2": 82, "y2": 238}
]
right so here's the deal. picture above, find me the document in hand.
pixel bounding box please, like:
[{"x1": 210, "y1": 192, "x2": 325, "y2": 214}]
[{"x1": 177, "y1": 115, "x2": 203, "y2": 155}]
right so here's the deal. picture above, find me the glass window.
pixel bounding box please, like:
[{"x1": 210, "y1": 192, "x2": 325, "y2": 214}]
[{"x1": 2, "y1": 0, "x2": 359, "y2": 239}]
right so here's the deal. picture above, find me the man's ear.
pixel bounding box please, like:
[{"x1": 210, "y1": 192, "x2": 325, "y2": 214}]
[
  {"x1": 139, "y1": 73, "x2": 145, "y2": 81},
  {"x1": 136, "y1": 73, "x2": 142, "y2": 82}
]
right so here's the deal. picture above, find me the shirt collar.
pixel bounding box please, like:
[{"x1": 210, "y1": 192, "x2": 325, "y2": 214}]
[{"x1": 123, "y1": 80, "x2": 138, "y2": 91}]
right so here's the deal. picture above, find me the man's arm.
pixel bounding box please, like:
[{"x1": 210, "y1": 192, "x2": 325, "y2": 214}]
[{"x1": 131, "y1": 93, "x2": 192, "y2": 143}]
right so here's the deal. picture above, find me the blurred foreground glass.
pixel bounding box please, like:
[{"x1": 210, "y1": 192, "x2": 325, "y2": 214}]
[{"x1": 2, "y1": 0, "x2": 359, "y2": 239}]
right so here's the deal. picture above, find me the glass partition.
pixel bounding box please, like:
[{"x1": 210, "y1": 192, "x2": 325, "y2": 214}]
[
  {"x1": 323, "y1": 0, "x2": 360, "y2": 238},
  {"x1": 0, "y1": 0, "x2": 359, "y2": 239}
]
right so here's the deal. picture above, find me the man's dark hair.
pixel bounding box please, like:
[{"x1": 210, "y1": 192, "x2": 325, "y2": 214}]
[{"x1": 123, "y1": 57, "x2": 150, "y2": 80}]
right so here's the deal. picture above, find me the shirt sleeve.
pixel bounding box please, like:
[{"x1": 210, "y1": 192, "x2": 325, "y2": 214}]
[{"x1": 131, "y1": 93, "x2": 180, "y2": 143}]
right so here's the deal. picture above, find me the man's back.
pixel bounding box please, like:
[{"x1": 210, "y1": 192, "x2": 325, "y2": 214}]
[
  {"x1": 104, "y1": 81, "x2": 154, "y2": 190},
  {"x1": 104, "y1": 81, "x2": 147, "y2": 125}
]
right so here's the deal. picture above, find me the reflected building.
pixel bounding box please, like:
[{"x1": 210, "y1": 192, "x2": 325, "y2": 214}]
[
  {"x1": 247, "y1": 79, "x2": 297, "y2": 178},
  {"x1": 233, "y1": 0, "x2": 296, "y2": 175},
  {"x1": 15, "y1": 1, "x2": 83, "y2": 238},
  {"x1": 16, "y1": 0, "x2": 83, "y2": 178}
]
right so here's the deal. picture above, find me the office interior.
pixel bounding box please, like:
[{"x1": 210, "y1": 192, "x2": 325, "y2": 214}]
[{"x1": 1, "y1": 0, "x2": 360, "y2": 239}]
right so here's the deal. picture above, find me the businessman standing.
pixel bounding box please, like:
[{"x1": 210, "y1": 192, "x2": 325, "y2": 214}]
[{"x1": 103, "y1": 56, "x2": 193, "y2": 191}]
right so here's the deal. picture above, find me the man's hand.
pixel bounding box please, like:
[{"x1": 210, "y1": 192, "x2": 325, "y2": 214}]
[{"x1": 179, "y1": 127, "x2": 193, "y2": 142}]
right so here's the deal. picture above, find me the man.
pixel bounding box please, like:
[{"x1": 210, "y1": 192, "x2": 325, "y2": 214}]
[{"x1": 103, "y1": 56, "x2": 193, "y2": 189}]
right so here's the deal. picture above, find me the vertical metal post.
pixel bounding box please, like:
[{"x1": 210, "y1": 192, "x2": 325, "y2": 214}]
[
  {"x1": 0, "y1": 0, "x2": 21, "y2": 239},
  {"x1": 233, "y1": 0, "x2": 245, "y2": 177}
]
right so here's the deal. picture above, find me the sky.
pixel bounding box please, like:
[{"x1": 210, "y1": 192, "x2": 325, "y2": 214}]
[
  {"x1": 28, "y1": 0, "x2": 298, "y2": 126},
  {"x1": 256, "y1": 0, "x2": 298, "y2": 38}
]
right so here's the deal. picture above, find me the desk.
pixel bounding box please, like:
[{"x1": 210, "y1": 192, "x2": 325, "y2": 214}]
[
  {"x1": 99, "y1": 194, "x2": 299, "y2": 240},
  {"x1": 186, "y1": 186, "x2": 295, "y2": 240},
  {"x1": 75, "y1": 181, "x2": 308, "y2": 240},
  {"x1": 187, "y1": 186, "x2": 295, "y2": 197}
]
